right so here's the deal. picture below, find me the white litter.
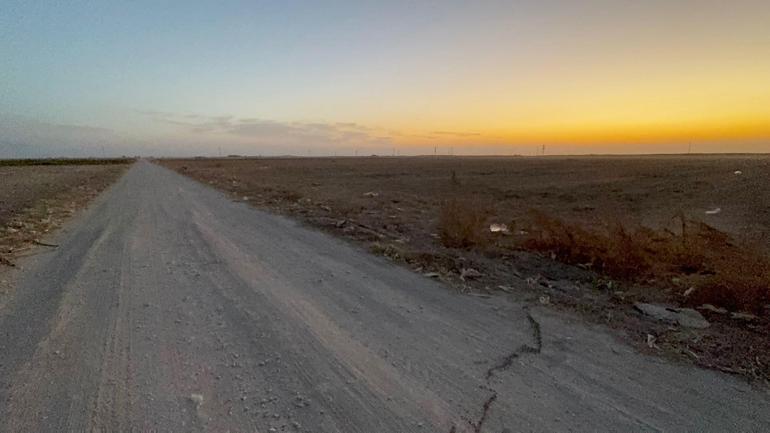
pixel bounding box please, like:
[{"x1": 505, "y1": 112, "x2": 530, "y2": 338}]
[
  {"x1": 647, "y1": 334, "x2": 658, "y2": 349},
  {"x1": 189, "y1": 394, "x2": 204, "y2": 406},
  {"x1": 734, "y1": 170, "x2": 743, "y2": 175},
  {"x1": 489, "y1": 223, "x2": 509, "y2": 233},
  {"x1": 705, "y1": 208, "x2": 722, "y2": 215}
]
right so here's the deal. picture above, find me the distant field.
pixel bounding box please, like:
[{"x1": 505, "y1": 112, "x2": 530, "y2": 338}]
[
  {"x1": 160, "y1": 155, "x2": 770, "y2": 243},
  {"x1": 161, "y1": 155, "x2": 770, "y2": 380},
  {"x1": 0, "y1": 162, "x2": 130, "y2": 267},
  {"x1": 0, "y1": 158, "x2": 134, "y2": 167}
]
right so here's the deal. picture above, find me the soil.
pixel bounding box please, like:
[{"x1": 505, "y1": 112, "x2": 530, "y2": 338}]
[
  {"x1": 4, "y1": 160, "x2": 766, "y2": 431},
  {"x1": 159, "y1": 155, "x2": 770, "y2": 383},
  {"x1": 0, "y1": 162, "x2": 129, "y2": 275}
]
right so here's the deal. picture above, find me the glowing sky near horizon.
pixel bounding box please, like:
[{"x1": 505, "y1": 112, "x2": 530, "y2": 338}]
[{"x1": 1, "y1": 0, "x2": 769, "y2": 156}]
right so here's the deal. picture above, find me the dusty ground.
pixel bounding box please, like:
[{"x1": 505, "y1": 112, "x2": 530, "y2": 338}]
[
  {"x1": 1, "y1": 161, "x2": 767, "y2": 432},
  {"x1": 159, "y1": 155, "x2": 770, "y2": 382},
  {"x1": 0, "y1": 161, "x2": 130, "y2": 305}
]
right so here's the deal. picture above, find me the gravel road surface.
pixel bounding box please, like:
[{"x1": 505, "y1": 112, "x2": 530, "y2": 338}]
[{"x1": 0, "y1": 160, "x2": 767, "y2": 432}]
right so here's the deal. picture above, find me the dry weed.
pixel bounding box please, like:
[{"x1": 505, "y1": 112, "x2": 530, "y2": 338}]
[
  {"x1": 438, "y1": 199, "x2": 491, "y2": 249},
  {"x1": 523, "y1": 211, "x2": 770, "y2": 312}
]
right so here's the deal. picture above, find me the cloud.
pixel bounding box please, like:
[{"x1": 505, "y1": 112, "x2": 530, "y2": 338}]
[
  {"x1": 139, "y1": 111, "x2": 393, "y2": 148},
  {"x1": 0, "y1": 114, "x2": 130, "y2": 158},
  {"x1": 430, "y1": 130, "x2": 482, "y2": 138}
]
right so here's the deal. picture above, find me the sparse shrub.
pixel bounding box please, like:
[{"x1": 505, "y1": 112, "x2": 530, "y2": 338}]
[
  {"x1": 693, "y1": 260, "x2": 770, "y2": 313},
  {"x1": 438, "y1": 199, "x2": 491, "y2": 249},
  {"x1": 370, "y1": 242, "x2": 405, "y2": 261},
  {"x1": 523, "y1": 211, "x2": 770, "y2": 312},
  {"x1": 450, "y1": 170, "x2": 460, "y2": 186}
]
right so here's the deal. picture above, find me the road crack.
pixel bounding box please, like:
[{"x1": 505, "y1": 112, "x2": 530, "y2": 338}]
[{"x1": 454, "y1": 308, "x2": 542, "y2": 433}]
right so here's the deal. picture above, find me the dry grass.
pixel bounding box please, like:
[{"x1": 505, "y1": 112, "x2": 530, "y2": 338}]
[
  {"x1": 523, "y1": 212, "x2": 770, "y2": 312},
  {"x1": 438, "y1": 199, "x2": 492, "y2": 249},
  {"x1": 0, "y1": 164, "x2": 128, "y2": 268}
]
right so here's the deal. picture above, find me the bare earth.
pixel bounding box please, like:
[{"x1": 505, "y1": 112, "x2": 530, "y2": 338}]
[
  {"x1": 159, "y1": 156, "x2": 770, "y2": 381},
  {"x1": 0, "y1": 160, "x2": 767, "y2": 432},
  {"x1": 0, "y1": 163, "x2": 128, "y2": 306}
]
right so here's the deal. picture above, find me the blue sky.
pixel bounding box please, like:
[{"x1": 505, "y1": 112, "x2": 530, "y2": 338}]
[{"x1": 2, "y1": 1, "x2": 769, "y2": 157}]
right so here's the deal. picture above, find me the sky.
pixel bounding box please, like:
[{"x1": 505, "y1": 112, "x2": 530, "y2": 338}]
[{"x1": 1, "y1": 0, "x2": 769, "y2": 157}]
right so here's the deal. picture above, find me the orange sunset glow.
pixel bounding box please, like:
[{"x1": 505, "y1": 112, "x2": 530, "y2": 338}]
[{"x1": 2, "y1": 0, "x2": 769, "y2": 156}]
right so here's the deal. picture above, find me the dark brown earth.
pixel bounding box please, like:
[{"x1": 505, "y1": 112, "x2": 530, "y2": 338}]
[
  {"x1": 0, "y1": 163, "x2": 128, "y2": 265},
  {"x1": 159, "y1": 155, "x2": 770, "y2": 383},
  {"x1": 0, "y1": 162, "x2": 129, "y2": 272}
]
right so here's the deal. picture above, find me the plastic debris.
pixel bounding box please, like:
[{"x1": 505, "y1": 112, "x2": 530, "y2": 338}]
[
  {"x1": 489, "y1": 223, "x2": 509, "y2": 233},
  {"x1": 460, "y1": 268, "x2": 483, "y2": 280},
  {"x1": 705, "y1": 208, "x2": 721, "y2": 215},
  {"x1": 731, "y1": 312, "x2": 758, "y2": 322},
  {"x1": 698, "y1": 304, "x2": 728, "y2": 314},
  {"x1": 646, "y1": 334, "x2": 658, "y2": 349},
  {"x1": 734, "y1": 170, "x2": 743, "y2": 175}
]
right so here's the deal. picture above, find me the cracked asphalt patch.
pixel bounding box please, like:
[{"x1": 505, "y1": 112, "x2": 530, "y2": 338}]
[
  {"x1": 0, "y1": 161, "x2": 768, "y2": 432},
  {"x1": 459, "y1": 310, "x2": 542, "y2": 433}
]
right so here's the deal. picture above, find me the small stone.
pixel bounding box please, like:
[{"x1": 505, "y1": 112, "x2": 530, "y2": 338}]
[
  {"x1": 460, "y1": 268, "x2": 483, "y2": 280},
  {"x1": 634, "y1": 303, "x2": 710, "y2": 329}
]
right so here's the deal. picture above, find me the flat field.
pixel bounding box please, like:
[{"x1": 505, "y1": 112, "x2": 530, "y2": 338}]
[
  {"x1": 161, "y1": 155, "x2": 770, "y2": 381},
  {"x1": 0, "y1": 160, "x2": 131, "y2": 266},
  {"x1": 162, "y1": 155, "x2": 768, "y2": 239}
]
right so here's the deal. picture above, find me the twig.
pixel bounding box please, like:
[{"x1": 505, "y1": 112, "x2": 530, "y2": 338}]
[
  {"x1": 0, "y1": 255, "x2": 16, "y2": 267},
  {"x1": 32, "y1": 240, "x2": 59, "y2": 248}
]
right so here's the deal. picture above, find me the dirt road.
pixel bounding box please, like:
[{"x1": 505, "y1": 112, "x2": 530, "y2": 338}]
[{"x1": 0, "y1": 160, "x2": 767, "y2": 432}]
